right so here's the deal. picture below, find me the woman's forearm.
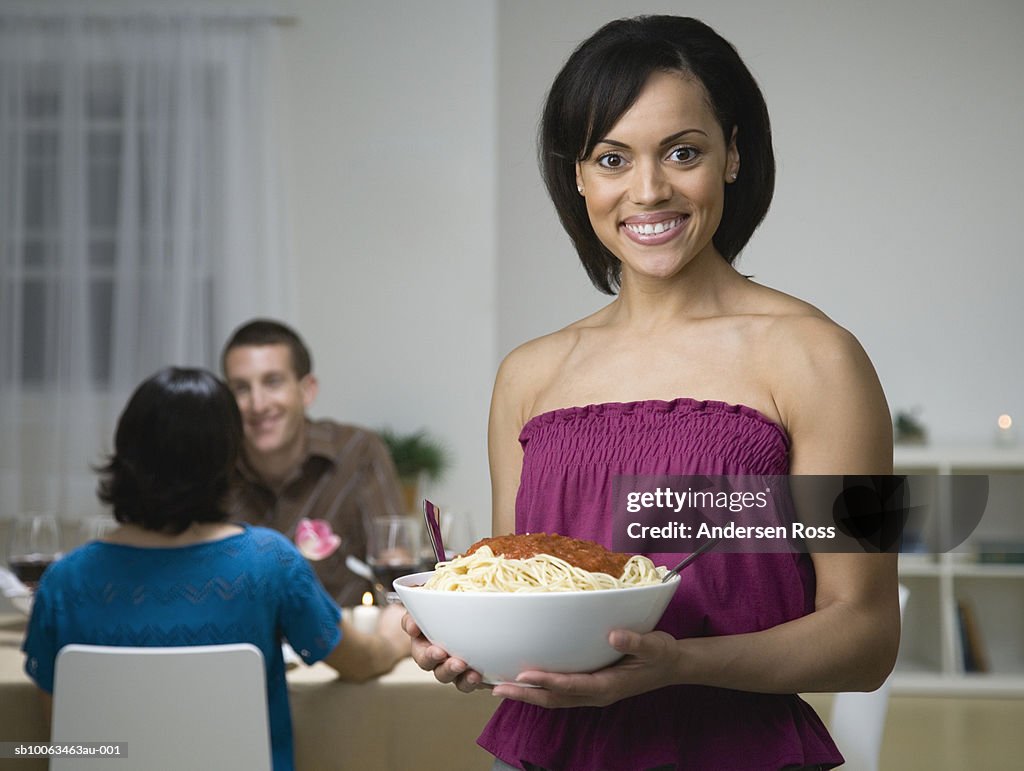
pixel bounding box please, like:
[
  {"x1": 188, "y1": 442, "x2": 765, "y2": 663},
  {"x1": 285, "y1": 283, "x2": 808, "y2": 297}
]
[
  {"x1": 674, "y1": 591, "x2": 900, "y2": 694},
  {"x1": 323, "y1": 618, "x2": 406, "y2": 682}
]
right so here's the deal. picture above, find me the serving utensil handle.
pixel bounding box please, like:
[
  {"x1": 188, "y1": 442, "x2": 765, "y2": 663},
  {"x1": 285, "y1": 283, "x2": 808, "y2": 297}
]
[
  {"x1": 662, "y1": 536, "x2": 721, "y2": 582},
  {"x1": 423, "y1": 499, "x2": 446, "y2": 564}
]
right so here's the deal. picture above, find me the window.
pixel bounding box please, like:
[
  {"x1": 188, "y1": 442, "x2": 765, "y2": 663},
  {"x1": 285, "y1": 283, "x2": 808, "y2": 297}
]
[{"x1": 0, "y1": 10, "x2": 289, "y2": 517}]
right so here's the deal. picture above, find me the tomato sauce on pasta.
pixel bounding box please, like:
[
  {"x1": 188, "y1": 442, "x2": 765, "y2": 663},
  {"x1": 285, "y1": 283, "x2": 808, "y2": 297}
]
[
  {"x1": 466, "y1": 533, "x2": 629, "y2": 575},
  {"x1": 423, "y1": 532, "x2": 666, "y2": 592}
]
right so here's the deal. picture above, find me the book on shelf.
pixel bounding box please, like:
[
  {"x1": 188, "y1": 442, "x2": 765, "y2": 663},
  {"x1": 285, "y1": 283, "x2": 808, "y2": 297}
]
[
  {"x1": 956, "y1": 598, "x2": 989, "y2": 673},
  {"x1": 975, "y1": 540, "x2": 1024, "y2": 565}
]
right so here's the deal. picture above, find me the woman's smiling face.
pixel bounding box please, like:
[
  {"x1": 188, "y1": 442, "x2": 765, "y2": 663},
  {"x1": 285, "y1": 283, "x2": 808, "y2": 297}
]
[{"x1": 576, "y1": 70, "x2": 739, "y2": 285}]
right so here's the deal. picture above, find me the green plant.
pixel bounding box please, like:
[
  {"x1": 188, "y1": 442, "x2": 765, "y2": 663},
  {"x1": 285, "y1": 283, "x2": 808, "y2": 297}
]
[
  {"x1": 894, "y1": 409, "x2": 927, "y2": 444},
  {"x1": 379, "y1": 428, "x2": 451, "y2": 482}
]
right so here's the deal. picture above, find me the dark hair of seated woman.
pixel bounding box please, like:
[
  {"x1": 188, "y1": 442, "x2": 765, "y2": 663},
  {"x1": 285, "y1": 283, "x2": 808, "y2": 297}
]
[{"x1": 96, "y1": 366, "x2": 242, "y2": 535}]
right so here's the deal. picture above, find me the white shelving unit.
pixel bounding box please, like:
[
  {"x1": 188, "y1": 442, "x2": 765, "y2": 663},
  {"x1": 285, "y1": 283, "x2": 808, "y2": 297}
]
[{"x1": 892, "y1": 445, "x2": 1024, "y2": 696}]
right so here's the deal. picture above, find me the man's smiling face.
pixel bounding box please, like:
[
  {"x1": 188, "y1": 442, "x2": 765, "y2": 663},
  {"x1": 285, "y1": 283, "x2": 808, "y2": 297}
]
[{"x1": 224, "y1": 343, "x2": 315, "y2": 461}]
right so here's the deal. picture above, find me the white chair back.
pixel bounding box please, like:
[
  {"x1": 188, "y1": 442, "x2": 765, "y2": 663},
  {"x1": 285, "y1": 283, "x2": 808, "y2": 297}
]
[
  {"x1": 50, "y1": 643, "x2": 271, "y2": 771},
  {"x1": 828, "y1": 583, "x2": 910, "y2": 771}
]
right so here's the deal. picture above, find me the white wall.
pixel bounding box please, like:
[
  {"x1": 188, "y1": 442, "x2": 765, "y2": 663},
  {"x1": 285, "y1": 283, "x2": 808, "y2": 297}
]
[
  {"x1": 497, "y1": 0, "x2": 1024, "y2": 445},
  {"x1": 278, "y1": 0, "x2": 498, "y2": 527}
]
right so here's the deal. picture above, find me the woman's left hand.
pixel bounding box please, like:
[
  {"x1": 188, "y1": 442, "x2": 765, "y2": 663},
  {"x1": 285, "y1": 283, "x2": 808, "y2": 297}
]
[{"x1": 490, "y1": 628, "x2": 680, "y2": 708}]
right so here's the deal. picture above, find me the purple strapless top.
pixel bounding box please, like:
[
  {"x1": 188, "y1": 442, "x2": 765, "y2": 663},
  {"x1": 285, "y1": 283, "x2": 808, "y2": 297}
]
[{"x1": 477, "y1": 398, "x2": 842, "y2": 771}]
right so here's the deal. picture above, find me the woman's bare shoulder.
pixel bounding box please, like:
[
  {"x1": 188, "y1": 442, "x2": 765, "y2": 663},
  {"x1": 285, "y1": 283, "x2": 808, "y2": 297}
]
[
  {"x1": 737, "y1": 280, "x2": 831, "y2": 322},
  {"x1": 734, "y1": 281, "x2": 853, "y2": 350},
  {"x1": 754, "y1": 292, "x2": 864, "y2": 365},
  {"x1": 741, "y1": 285, "x2": 890, "y2": 456},
  {"x1": 496, "y1": 324, "x2": 582, "y2": 398},
  {"x1": 732, "y1": 281, "x2": 885, "y2": 426},
  {"x1": 493, "y1": 310, "x2": 608, "y2": 423}
]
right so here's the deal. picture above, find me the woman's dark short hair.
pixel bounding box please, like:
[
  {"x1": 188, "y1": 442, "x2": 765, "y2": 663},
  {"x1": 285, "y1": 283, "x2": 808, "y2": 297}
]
[
  {"x1": 540, "y1": 15, "x2": 775, "y2": 294},
  {"x1": 97, "y1": 367, "x2": 243, "y2": 534},
  {"x1": 221, "y1": 318, "x2": 312, "y2": 379}
]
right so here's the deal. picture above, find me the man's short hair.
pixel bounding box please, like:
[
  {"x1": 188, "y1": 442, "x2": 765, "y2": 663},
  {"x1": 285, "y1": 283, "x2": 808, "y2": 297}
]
[{"x1": 221, "y1": 318, "x2": 313, "y2": 379}]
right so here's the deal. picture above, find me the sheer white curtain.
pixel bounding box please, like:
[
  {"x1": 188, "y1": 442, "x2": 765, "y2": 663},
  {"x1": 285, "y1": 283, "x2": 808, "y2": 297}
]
[{"x1": 0, "y1": 5, "x2": 292, "y2": 527}]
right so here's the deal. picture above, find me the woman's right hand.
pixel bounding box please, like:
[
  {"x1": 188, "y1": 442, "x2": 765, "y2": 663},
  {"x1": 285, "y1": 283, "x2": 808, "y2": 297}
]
[{"x1": 402, "y1": 612, "x2": 485, "y2": 693}]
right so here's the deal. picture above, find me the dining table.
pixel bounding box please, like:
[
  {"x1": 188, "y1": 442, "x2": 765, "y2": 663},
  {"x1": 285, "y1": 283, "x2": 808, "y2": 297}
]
[{"x1": 0, "y1": 608, "x2": 499, "y2": 770}]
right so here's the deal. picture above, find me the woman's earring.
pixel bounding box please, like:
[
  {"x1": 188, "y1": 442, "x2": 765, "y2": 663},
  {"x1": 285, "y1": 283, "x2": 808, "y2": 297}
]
[
  {"x1": 728, "y1": 172, "x2": 738, "y2": 182},
  {"x1": 577, "y1": 184, "x2": 584, "y2": 195}
]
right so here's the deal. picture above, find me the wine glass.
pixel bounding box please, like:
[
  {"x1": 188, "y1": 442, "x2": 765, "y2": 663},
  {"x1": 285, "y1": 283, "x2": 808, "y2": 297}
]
[
  {"x1": 440, "y1": 509, "x2": 478, "y2": 559},
  {"x1": 7, "y1": 512, "x2": 63, "y2": 591},
  {"x1": 367, "y1": 515, "x2": 425, "y2": 603},
  {"x1": 77, "y1": 515, "x2": 118, "y2": 546}
]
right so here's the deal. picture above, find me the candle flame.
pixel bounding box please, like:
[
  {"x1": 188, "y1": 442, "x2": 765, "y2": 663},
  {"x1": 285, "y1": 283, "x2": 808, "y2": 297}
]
[
  {"x1": 361, "y1": 591, "x2": 374, "y2": 607},
  {"x1": 998, "y1": 414, "x2": 1013, "y2": 430}
]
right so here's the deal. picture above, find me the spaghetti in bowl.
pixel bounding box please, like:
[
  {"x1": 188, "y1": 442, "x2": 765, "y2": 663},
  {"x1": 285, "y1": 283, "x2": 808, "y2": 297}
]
[
  {"x1": 394, "y1": 534, "x2": 679, "y2": 683},
  {"x1": 423, "y1": 532, "x2": 667, "y2": 592}
]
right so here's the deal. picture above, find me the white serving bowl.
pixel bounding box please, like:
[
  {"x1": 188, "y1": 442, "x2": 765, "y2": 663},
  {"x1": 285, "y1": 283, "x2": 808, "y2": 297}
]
[{"x1": 394, "y1": 571, "x2": 680, "y2": 684}]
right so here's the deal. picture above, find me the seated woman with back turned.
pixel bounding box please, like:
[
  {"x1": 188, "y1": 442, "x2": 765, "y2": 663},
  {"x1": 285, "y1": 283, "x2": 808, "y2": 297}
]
[{"x1": 23, "y1": 367, "x2": 409, "y2": 771}]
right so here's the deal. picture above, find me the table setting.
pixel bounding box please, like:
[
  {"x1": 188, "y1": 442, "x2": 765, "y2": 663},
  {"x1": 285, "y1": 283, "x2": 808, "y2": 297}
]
[{"x1": 0, "y1": 589, "x2": 496, "y2": 771}]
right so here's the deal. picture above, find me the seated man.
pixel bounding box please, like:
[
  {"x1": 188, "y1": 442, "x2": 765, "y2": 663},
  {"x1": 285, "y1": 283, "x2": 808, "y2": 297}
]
[{"x1": 222, "y1": 319, "x2": 403, "y2": 606}]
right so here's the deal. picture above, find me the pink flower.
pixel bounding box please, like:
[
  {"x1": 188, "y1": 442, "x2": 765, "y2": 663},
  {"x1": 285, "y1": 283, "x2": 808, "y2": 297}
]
[{"x1": 295, "y1": 518, "x2": 341, "y2": 561}]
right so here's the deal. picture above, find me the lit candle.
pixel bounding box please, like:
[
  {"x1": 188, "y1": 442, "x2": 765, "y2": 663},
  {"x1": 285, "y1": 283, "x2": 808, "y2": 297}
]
[
  {"x1": 351, "y1": 591, "x2": 380, "y2": 635},
  {"x1": 995, "y1": 414, "x2": 1018, "y2": 447}
]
